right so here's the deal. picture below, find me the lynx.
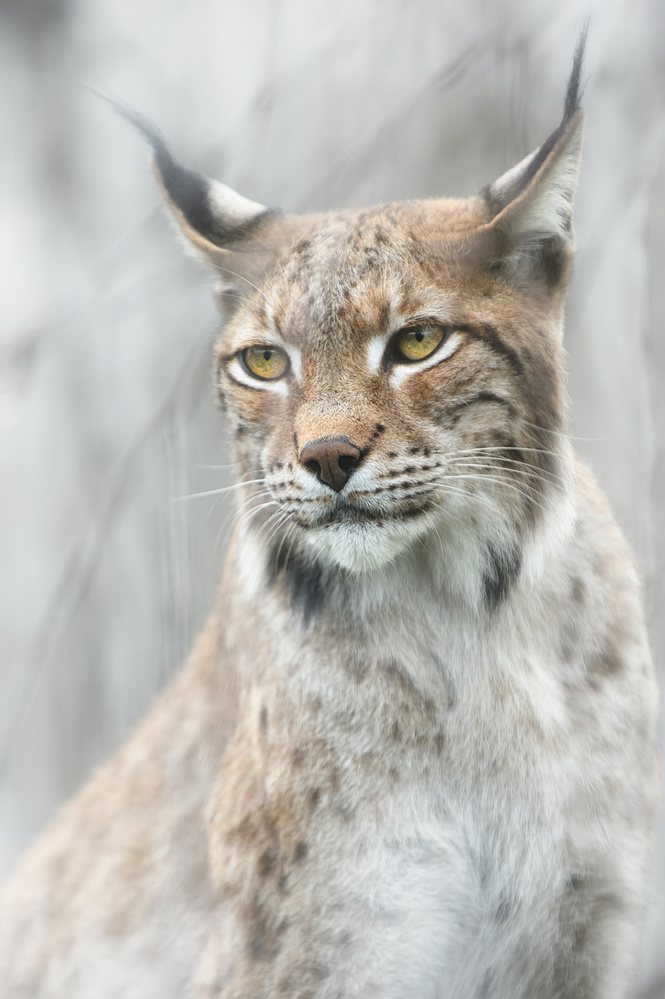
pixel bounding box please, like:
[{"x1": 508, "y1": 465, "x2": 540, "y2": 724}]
[{"x1": 0, "y1": 36, "x2": 658, "y2": 999}]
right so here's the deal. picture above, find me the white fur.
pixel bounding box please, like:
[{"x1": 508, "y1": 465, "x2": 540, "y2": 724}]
[
  {"x1": 206, "y1": 179, "x2": 266, "y2": 227},
  {"x1": 367, "y1": 333, "x2": 388, "y2": 374},
  {"x1": 491, "y1": 120, "x2": 583, "y2": 248}
]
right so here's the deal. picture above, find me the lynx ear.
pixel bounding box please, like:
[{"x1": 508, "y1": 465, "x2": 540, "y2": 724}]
[
  {"x1": 478, "y1": 30, "x2": 587, "y2": 292},
  {"x1": 113, "y1": 103, "x2": 276, "y2": 291}
]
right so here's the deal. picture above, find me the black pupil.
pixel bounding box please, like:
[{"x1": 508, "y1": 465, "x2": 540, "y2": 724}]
[
  {"x1": 263, "y1": 349, "x2": 272, "y2": 361},
  {"x1": 415, "y1": 330, "x2": 424, "y2": 342}
]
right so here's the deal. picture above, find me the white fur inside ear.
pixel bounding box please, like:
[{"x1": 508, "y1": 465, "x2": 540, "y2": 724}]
[
  {"x1": 495, "y1": 120, "x2": 583, "y2": 248},
  {"x1": 514, "y1": 130, "x2": 582, "y2": 244},
  {"x1": 207, "y1": 180, "x2": 266, "y2": 228},
  {"x1": 489, "y1": 148, "x2": 539, "y2": 204}
]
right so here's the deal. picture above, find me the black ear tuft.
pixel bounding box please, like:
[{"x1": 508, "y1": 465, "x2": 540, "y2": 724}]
[
  {"x1": 479, "y1": 32, "x2": 588, "y2": 293},
  {"x1": 94, "y1": 93, "x2": 173, "y2": 176},
  {"x1": 109, "y1": 102, "x2": 166, "y2": 159},
  {"x1": 97, "y1": 93, "x2": 271, "y2": 252},
  {"x1": 94, "y1": 91, "x2": 280, "y2": 301},
  {"x1": 484, "y1": 29, "x2": 588, "y2": 213},
  {"x1": 102, "y1": 98, "x2": 229, "y2": 245},
  {"x1": 518, "y1": 25, "x2": 588, "y2": 189},
  {"x1": 563, "y1": 24, "x2": 588, "y2": 124}
]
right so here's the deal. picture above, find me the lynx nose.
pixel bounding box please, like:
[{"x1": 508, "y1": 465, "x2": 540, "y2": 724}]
[{"x1": 299, "y1": 437, "x2": 362, "y2": 492}]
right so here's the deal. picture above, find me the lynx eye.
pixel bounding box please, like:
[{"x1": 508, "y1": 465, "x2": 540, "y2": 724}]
[
  {"x1": 242, "y1": 345, "x2": 289, "y2": 380},
  {"x1": 395, "y1": 325, "x2": 445, "y2": 362}
]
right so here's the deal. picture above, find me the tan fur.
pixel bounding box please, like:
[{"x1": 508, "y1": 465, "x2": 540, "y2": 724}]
[{"x1": 0, "y1": 66, "x2": 659, "y2": 998}]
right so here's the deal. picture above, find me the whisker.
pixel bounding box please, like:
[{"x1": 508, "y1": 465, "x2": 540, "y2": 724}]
[
  {"x1": 241, "y1": 499, "x2": 281, "y2": 523},
  {"x1": 427, "y1": 480, "x2": 505, "y2": 511},
  {"x1": 520, "y1": 420, "x2": 605, "y2": 443},
  {"x1": 273, "y1": 518, "x2": 297, "y2": 567},
  {"x1": 215, "y1": 264, "x2": 270, "y2": 303},
  {"x1": 196, "y1": 463, "x2": 242, "y2": 471},
  {"x1": 447, "y1": 445, "x2": 561, "y2": 460},
  {"x1": 214, "y1": 503, "x2": 243, "y2": 554},
  {"x1": 171, "y1": 478, "x2": 268, "y2": 502},
  {"x1": 217, "y1": 496, "x2": 275, "y2": 553},
  {"x1": 250, "y1": 494, "x2": 283, "y2": 510},
  {"x1": 445, "y1": 456, "x2": 561, "y2": 484},
  {"x1": 261, "y1": 510, "x2": 294, "y2": 548},
  {"x1": 215, "y1": 489, "x2": 276, "y2": 518},
  {"x1": 437, "y1": 473, "x2": 550, "y2": 516},
  {"x1": 285, "y1": 524, "x2": 300, "y2": 566}
]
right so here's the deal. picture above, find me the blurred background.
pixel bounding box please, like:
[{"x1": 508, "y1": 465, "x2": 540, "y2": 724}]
[{"x1": 1, "y1": 0, "x2": 664, "y2": 991}]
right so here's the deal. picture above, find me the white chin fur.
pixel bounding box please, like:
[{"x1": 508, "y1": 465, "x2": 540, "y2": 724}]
[{"x1": 302, "y1": 516, "x2": 429, "y2": 573}]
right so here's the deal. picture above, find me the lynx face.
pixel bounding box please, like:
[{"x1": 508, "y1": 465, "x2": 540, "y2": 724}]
[
  {"x1": 124, "y1": 54, "x2": 582, "y2": 592},
  {"x1": 216, "y1": 201, "x2": 567, "y2": 575}
]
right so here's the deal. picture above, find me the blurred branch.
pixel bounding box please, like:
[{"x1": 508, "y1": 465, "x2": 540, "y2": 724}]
[
  {"x1": 574, "y1": 111, "x2": 665, "y2": 293},
  {"x1": 0, "y1": 258, "x2": 190, "y2": 367},
  {"x1": 0, "y1": 328, "x2": 213, "y2": 780}
]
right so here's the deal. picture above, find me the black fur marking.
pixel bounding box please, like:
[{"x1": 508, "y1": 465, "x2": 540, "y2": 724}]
[
  {"x1": 293, "y1": 841, "x2": 308, "y2": 862},
  {"x1": 106, "y1": 100, "x2": 277, "y2": 245},
  {"x1": 482, "y1": 323, "x2": 526, "y2": 379},
  {"x1": 401, "y1": 502, "x2": 434, "y2": 518},
  {"x1": 378, "y1": 659, "x2": 416, "y2": 695},
  {"x1": 566, "y1": 872, "x2": 585, "y2": 893},
  {"x1": 482, "y1": 541, "x2": 522, "y2": 610},
  {"x1": 472, "y1": 391, "x2": 513, "y2": 409},
  {"x1": 354, "y1": 474, "x2": 435, "y2": 495},
  {"x1": 494, "y1": 894, "x2": 514, "y2": 923},
  {"x1": 453, "y1": 391, "x2": 515, "y2": 413},
  {"x1": 309, "y1": 788, "x2": 322, "y2": 810},
  {"x1": 563, "y1": 27, "x2": 587, "y2": 121},
  {"x1": 462, "y1": 322, "x2": 525, "y2": 382},
  {"x1": 268, "y1": 545, "x2": 327, "y2": 625}
]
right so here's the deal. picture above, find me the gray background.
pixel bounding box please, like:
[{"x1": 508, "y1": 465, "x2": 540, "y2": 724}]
[{"x1": 1, "y1": 0, "x2": 664, "y2": 992}]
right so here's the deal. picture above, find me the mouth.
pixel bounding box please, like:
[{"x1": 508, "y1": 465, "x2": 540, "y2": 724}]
[
  {"x1": 310, "y1": 496, "x2": 437, "y2": 528},
  {"x1": 291, "y1": 496, "x2": 439, "y2": 574}
]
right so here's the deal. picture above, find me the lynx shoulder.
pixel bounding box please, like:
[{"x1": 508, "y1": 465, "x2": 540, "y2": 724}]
[{"x1": 0, "y1": 36, "x2": 659, "y2": 998}]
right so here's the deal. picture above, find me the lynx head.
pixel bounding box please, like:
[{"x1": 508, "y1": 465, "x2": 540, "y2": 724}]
[{"x1": 125, "y1": 36, "x2": 585, "y2": 609}]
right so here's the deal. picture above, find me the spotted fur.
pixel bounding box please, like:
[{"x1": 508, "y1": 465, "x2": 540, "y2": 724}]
[{"x1": 0, "y1": 35, "x2": 659, "y2": 998}]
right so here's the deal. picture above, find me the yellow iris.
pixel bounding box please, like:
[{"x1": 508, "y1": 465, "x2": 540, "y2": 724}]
[
  {"x1": 395, "y1": 325, "x2": 444, "y2": 362},
  {"x1": 243, "y1": 345, "x2": 288, "y2": 380}
]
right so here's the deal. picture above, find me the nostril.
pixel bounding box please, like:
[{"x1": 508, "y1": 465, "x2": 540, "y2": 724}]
[{"x1": 338, "y1": 454, "x2": 359, "y2": 474}]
